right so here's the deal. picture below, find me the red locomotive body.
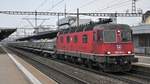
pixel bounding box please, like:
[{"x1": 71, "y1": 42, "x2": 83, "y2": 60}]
[{"x1": 56, "y1": 24, "x2": 137, "y2": 72}]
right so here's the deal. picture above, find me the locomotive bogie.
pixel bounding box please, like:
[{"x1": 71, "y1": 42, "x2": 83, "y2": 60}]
[{"x1": 56, "y1": 50, "x2": 134, "y2": 72}]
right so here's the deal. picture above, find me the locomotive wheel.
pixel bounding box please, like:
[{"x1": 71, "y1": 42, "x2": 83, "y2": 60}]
[
  {"x1": 86, "y1": 60, "x2": 92, "y2": 68},
  {"x1": 43, "y1": 53, "x2": 48, "y2": 57},
  {"x1": 74, "y1": 57, "x2": 80, "y2": 65}
]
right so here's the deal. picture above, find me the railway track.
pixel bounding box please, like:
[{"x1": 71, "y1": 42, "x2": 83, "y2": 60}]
[
  {"x1": 54, "y1": 57, "x2": 149, "y2": 84},
  {"x1": 7, "y1": 47, "x2": 88, "y2": 84},
  {"x1": 122, "y1": 71, "x2": 150, "y2": 84},
  {"x1": 7, "y1": 46, "x2": 150, "y2": 84},
  {"x1": 67, "y1": 61, "x2": 150, "y2": 84}
]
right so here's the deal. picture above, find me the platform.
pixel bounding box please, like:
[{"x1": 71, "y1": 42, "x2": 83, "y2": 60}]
[
  {"x1": 0, "y1": 46, "x2": 57, "y2": 84},
  {"x1": 135, "y1": 55, "x2": 150, "y2": 64},
  {"x1": 132, "y1": 55, "x2": 150, "y2": 69}
]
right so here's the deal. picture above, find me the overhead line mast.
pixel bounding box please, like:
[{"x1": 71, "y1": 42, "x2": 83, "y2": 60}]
[
  {"x1": 132, "y1": 0, "x2": 137, "y2": 13},
  {"x1": 35, "y1": 10, "x2": 38, "y2": 27}
]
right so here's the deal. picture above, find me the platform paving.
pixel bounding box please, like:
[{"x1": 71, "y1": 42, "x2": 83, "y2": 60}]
[
  {"x1": 0, "y1": 45, "x2": 57, "y2": 84},
  {"x1": 135, "y1": 55, "x2": 150, "y2": 64},
  {"x1": 0, "y1": 47, "x2": 31, "y2": 84}
]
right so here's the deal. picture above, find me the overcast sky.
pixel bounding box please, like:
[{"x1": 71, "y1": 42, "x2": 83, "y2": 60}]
[{"x1": 0, "y1": 0, "x2": 149, "y2": 28}]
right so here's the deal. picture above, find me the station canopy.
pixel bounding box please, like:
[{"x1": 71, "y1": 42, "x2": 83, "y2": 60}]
[
  {"x1": 132, "y1": 24, "x2": 150, "y2": 34},
  {"x1": 0, "y1": 29, "x2": 16, "y2": 41},
  {"x1": 16, "y1": 30, "x2": 58, "y2": 41}
]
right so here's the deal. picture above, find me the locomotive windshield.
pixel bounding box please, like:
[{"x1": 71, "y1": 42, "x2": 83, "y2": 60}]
[
  {"x1": 121, "y1": 31, "x2": 132, "y2": 42},
  {"x1": 103, "y1": 30, "x2": 116, "y2": 42}
]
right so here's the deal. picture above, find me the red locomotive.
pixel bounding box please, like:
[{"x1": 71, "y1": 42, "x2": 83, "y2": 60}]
[{"x1": 55, "y1": 20, "x2": 138, "y2": 72}]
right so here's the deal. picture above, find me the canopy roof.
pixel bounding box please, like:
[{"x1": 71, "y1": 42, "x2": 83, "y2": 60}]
[
  {"x1": 16, "y1": 30, "x2": 58, "y2": 41},
  {"x1": 0, "y1": 29, "x2": 16, "y2": 41}
]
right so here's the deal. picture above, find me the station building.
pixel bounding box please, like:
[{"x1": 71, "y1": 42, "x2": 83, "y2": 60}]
[
  {"x1": 132, "y1": 11, "x2": 150, "y2": 55},
  {"x1": 132, "y1": 24, "x2": 150, "y2": 55}
]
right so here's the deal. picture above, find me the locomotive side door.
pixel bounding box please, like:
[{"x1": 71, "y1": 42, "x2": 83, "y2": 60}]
[
  {"x1": 93, "y1": 30, "x2": 103, "y2": 54},
  {"x1": 93, "y1": 30, "x2": 98, "y2": 53}
]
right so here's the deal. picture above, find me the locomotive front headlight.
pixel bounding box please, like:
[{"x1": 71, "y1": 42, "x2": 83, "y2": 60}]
[
  {"x1": 107, "y1": 51, "x2": 111, "y2": 55},
  {"x1": 117, "y1": 30, "x2": 120, "y2": 33},
  {"x1": 128, "y1": 51, "x2": 131, "y2": 54}
]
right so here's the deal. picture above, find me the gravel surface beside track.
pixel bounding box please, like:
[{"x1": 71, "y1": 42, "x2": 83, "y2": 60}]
[{"x1": 113, "y1": 72, "x2": 150, "y2": 84}]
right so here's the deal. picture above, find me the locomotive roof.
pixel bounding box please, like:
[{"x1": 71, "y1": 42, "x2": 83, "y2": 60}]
[
  {"x1": 59, "y1": 24, "x2": 131, "y2": 34},
  {"x1": 94, "y1": 24, "x2": 131, "y2": 30}
]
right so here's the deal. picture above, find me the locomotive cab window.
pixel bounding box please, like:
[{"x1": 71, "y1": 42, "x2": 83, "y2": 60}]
[
  {"x1": 121, "y1": 31, "x2": 132, "y2": 42},
  {"x1": 103, "y1": 30, "x2": 116, "y2": 42},
  {"x1": 82, "y1": 34, "x2": 88, "y2": 43},
  {"x1": 67, "y1": 36, "x2": 70, "y2": 43}
]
